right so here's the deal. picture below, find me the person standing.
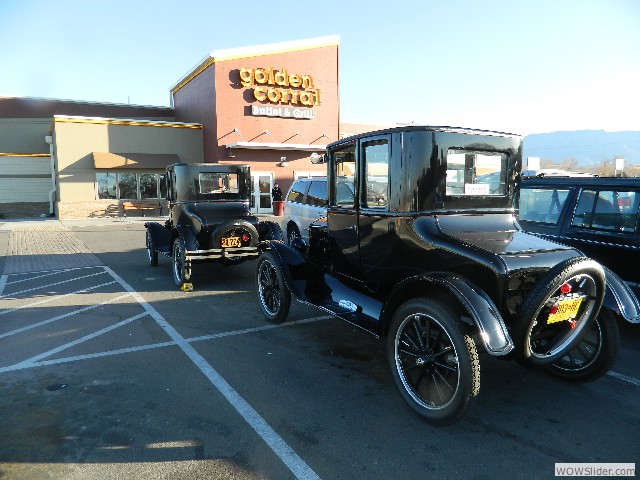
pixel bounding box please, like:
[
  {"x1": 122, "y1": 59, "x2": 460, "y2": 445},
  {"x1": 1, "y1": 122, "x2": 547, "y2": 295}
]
[{"x1": 271, "y1": 183, "x2": 283, "y2": 202}]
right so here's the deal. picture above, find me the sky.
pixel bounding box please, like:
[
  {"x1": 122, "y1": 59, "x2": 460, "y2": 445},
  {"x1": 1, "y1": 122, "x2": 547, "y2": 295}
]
[{"x1": 1, "y1": 0, "x2": 639, "y2": 135}]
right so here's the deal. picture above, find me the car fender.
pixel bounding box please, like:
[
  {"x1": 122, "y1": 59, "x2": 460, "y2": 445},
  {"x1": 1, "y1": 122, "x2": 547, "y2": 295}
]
[
  {"x1": 258, "y1": 221, "x2": 285, "y2": 242},
  {"x1": 257, "y1": 240, "x2": 321, "y2": 300},
  {"x1": 175, "y1": 224, "x2": 199, "y2": 251},
  {"x1": 385, "y1": 273, "x2": 514, "y2": 356},
  {"x1": 144, "y1": 221, "x2": 171, "y2": 253},
  {"x1": 603, "y1": 266, "x2": 640, "y2": 323}
]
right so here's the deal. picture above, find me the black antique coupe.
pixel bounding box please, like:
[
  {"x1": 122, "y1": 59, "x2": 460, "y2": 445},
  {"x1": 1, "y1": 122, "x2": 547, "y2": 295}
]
[
  {"x1": 145, "y1": 163, "x2": 282, "y2": 289},
  {"x1": 254, "y1": 126, "x2": 640, "y2": 425}
]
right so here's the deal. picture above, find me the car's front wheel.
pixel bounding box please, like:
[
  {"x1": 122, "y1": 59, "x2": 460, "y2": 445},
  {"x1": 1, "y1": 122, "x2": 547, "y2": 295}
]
[
  {"x1": 515, "y1": 257, "x2": 605, "y2": 366},
  {"x1": 172, "y1": 237, "x2": 191, "y2": 286},
  {"x1": 387, "y1": 298, "x2": 480, "y2": 425},
  {"x1": 546, "y1": 309, "x2": 620, "y2": 382},
  {"x1": 256, "y1": 251, "x2": 291, "y2": 323}
]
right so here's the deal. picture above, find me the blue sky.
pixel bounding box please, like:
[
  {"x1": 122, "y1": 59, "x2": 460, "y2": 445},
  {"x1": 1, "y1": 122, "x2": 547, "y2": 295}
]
[{"x1": 1, "y1": 0, "x2": 638, "y2": 135}]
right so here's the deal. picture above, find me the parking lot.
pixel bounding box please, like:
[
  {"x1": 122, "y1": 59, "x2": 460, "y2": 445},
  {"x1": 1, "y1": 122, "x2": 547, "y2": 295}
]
[{"x1": 0, "y1": 218, "x2": 638, "y2": 479}]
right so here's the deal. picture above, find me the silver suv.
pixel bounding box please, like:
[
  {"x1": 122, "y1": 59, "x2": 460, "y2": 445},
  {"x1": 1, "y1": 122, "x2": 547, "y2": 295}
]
[{"x1": 283, "y1": 177, "x2": 328, "y2": 244}]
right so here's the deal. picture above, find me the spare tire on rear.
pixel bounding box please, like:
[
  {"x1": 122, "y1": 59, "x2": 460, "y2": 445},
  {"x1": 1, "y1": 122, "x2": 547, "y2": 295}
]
[
  {"x1": 514, "y1": 257, "x2": 605, "y2": 366},
  {"x1": 211, "y1": 219, "x2": 259, "y2": 248}
]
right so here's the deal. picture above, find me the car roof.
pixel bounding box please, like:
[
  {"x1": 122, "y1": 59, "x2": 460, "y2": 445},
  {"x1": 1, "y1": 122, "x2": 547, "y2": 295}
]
[
  {"x1": 327, "y1": 125, "x2": 521, "y2": 149},
  {"x1": 520, "y1": 177, "x2": 640, "y2": 189}
]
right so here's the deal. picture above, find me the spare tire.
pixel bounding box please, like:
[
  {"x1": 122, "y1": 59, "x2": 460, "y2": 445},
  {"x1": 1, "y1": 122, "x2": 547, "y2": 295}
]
[
  {"x1": 210, "y1": 219, "x2": 260, "y2": 249},
  {"x1": 515, "y1": 257, "x2": 605, "y2": 366}
]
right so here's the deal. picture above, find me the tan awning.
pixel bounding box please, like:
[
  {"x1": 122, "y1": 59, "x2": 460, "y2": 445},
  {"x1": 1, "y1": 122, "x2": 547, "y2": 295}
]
[{"x1": 92, "y1": 152, "x2": 179, "y2": 169}]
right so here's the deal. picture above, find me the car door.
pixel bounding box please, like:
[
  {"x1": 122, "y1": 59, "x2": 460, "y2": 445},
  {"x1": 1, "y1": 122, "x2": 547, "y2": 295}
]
[
  {"x1": 357, "y1": 135, "x2": 393, "y2": 289},
  {"x1": 327, "y1": 141, "x2": 360, "y2": 282}
]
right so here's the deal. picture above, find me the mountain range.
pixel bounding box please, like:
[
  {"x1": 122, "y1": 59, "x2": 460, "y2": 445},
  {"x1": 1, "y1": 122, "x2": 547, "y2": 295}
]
[{"x1": 523, "y1": 130, "x2": 640, "y2": 168}]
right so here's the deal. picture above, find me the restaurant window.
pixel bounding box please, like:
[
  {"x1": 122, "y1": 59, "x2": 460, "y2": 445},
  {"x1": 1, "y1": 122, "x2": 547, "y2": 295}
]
[{"x1": 96, "y1": 172, "x2": 163, "y2": 200}]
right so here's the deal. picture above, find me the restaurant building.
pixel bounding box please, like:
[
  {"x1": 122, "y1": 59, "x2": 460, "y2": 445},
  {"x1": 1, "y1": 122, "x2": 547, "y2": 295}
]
[{"x1": 0, "y1": 35, "x2": 355, "y2": 218}]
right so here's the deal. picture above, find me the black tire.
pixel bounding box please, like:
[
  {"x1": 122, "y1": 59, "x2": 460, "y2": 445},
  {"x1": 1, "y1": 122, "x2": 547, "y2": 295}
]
[
  {"x1": 172, "y1": 237, "x2": 191, "y2": 286},
  {"x1": 546, "y1": 309, "x2": 620, "y2": 382},
  {"x1": 387, "y1": 298, "x2": 480, "y2": 425},
  {"x1": 256, "y1": 251, "x2": 291, "y2": 324},
  {"x1": 515, "y1": 257, "x2": 605, "y2": 366},
  {"x1": 146, "y1": 229, "x2": 158, "y2": 267},
  {"x1": 287, "y1": 224, "x2": 301, "y2": 246}
]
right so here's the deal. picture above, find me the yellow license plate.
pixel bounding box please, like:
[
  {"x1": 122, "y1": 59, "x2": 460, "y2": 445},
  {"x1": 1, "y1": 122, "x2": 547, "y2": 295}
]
[
  {"x1": 548, "y1": 297, "x2": 583, "y2": 324},
  {"x1": 221, "y1": 236, "x2": 241, "y2": 248}
]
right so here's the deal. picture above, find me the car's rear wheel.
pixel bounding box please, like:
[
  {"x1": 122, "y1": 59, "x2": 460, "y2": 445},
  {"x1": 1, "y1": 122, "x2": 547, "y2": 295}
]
[
  {"x1": 387, "y1": 298, "x2": 480, "y2": 425},
  {"x1": 546, "y1": 309, "x2": 620, "y2": 382},
  {"x1": 172, "y1": 238, "x2": 191, "y2": 286},
  {"x1": 287, "y1": 224, "x2": 301, "y2": 246},
  {"x1": 515, "y1": 257, "x2": 605, "y2": 366},
  {"x1": 146, "y1": 229, "x2": 158, "y2": 266},
  {"x1": 256, "y1": 251, "x2": 291, "y2": 324}
]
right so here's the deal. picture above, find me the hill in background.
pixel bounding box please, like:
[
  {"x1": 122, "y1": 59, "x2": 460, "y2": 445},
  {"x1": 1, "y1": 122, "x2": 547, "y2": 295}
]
[{"x1": 523, "y1": 130, "x2": 640, "y2": 169}]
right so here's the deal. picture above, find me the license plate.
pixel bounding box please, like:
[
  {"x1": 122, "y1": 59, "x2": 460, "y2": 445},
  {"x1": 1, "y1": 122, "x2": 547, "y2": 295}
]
[
  {"x1": 547, "y1": 297, "x2": 583, "y2": 324},
  {"x1": 221, "y1": 236, "x2": 241, "y2": 248}
]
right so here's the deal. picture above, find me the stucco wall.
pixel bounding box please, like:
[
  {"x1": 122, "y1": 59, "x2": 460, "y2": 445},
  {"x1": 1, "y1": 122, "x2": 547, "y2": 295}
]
[{"x1": 52, "y1": 117, "x2": 203, "y2": 217}]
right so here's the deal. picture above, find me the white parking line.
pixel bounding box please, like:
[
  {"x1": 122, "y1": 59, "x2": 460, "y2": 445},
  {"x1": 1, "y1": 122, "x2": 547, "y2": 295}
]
[
  {"x1": 8, "y1": 316, "x2": 332, "y2": 369},
  {"x1": 103, "y1": 265, "x2": 322, "y2": 480},
  {"x1": 2, "y1": 311, "x2": 148, "y2": 372},
  {"x1": 0, "y1": 293, "x2": 131, "y2": 339},
  {"x1": 0, "y1": 270, "x2": 108, "y2": 298},
  {"x1": 608, "y1": 371, "x2": 640, "y2": 386},
  {"x1": 0, "y1": 275, "x2": 6, "y2": 297},
  {"x1": 0, "y1": 281, "x2": 117, "y2": 316}
]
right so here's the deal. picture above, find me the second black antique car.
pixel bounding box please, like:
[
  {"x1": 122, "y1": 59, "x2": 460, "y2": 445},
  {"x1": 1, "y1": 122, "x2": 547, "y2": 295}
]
[
  {"x1": 145, "y1": 163, "x2": 282, "y2": 289},
  {"x1": 254, "y1": 126, "x2": 640, "y2": 425}
]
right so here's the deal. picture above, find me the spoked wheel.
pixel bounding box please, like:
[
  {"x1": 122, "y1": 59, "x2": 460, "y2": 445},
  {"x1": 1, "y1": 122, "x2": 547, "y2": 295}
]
[
  {"x1": 387, "y1": 298, "x2": 480, "y2": 425},
  {"x1": 172, "y1": 238, "x2": 191, "y2": 287},
  {"x1": 146, "y1": 229, "x2": 158, "y2": 266},
  {"x1": 546, "y1": 309, "x2": 620, "y2": 382},
  {"x1": 515, "y1": 258, "x2": 605, "y2": 366},
  {"x1": 287, "y1": 225, "x2": 301, "y2": 246},
  {"x1": 256, "y1": 251, "x2": 291, "y2": 323}
]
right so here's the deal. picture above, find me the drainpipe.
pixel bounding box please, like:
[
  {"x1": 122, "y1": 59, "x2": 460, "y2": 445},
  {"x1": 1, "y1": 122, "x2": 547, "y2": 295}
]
[{"x1": 45, "y1": 135, "x2": 56, "y2": 217}]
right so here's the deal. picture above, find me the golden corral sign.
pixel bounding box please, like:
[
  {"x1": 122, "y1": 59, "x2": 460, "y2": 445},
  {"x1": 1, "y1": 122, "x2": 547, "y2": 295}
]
[{"x1": 239, "y1": 67, "x2": 321, "y2": 107}]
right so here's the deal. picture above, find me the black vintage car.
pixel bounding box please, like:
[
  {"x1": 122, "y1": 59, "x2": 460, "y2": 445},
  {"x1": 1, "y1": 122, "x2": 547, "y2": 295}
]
[
  {"x1": 145, "y1": 163, "x2": 282, "y2": 288},
  {"x1": 254, "y1": 126, "x2": 640, "y2": 425},
  {"x1": 517, "y1": 176, "x2": 640, "y2": 298}
]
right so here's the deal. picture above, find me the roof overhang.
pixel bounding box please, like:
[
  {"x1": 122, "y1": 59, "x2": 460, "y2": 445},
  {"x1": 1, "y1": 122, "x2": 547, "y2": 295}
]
[
  {"x1": 225, "y1": 142, "x2": 326, "y2": 152},
  {"x1": 92, "y1": 152, "x2": 179, "y2": 169}
]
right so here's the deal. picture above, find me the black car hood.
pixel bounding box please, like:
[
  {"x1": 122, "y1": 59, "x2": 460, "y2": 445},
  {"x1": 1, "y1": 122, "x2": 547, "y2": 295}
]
[{"x1": 435, "y1": 213, "x2": 574, "y2": 255}]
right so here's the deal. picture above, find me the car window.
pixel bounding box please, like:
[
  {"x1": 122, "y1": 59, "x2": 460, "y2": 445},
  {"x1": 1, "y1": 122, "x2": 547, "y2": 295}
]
[
  {"x1": 198, "y1": 173, "x2": 239, "y2": 194},
  {"x1": 518, "y1": 187, "x2": 570, "y2": 224},
  {"x1": 363, "y1": 139, "x2": 389, "y2": 209},
  {"x1": 572, "y1": 189, "x2": 639, "y2": 232},
  {"x1": 287, "y1": 180, "x2": 309, "y2": 204},
  {"x1": 446, "y1": 150, "x2": 507, "y2": 196},
  {"x1": 306, "y1": 181, "x2": 327, "y2": 207},
  {"x1": 330, "y1": 143, "x2": 356, "y2": 207}
]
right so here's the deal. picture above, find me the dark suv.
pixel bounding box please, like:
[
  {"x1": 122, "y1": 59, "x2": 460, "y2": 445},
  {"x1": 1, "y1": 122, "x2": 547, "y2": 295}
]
[
  {"x1": 517, "y1": 176, "x2": 640, "y2": 298},
  {"x1": 145, "y1": 163, "x2": 281, "y2": 289},
  {"x1": 254, "y1": 126, "x2": 640, "y2": 425}
]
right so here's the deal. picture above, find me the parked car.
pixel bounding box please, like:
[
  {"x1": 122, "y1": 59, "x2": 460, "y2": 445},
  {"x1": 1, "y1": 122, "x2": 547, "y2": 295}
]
[
  {"x1": 517, "y1": 176, "x2": 640, "y2": 298},
  {"x1": 254, "y1": 125, "x2": 640, "y2": 425},
  {"x1": 283, "y1": 177, "x2": 328, "y2": 245},
  {"x1": 145, "y1": 163, "x2": 282, "y2": 289},
  {"x1": 283, "y1": 176, "x2": 354, "y2": 244}
]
